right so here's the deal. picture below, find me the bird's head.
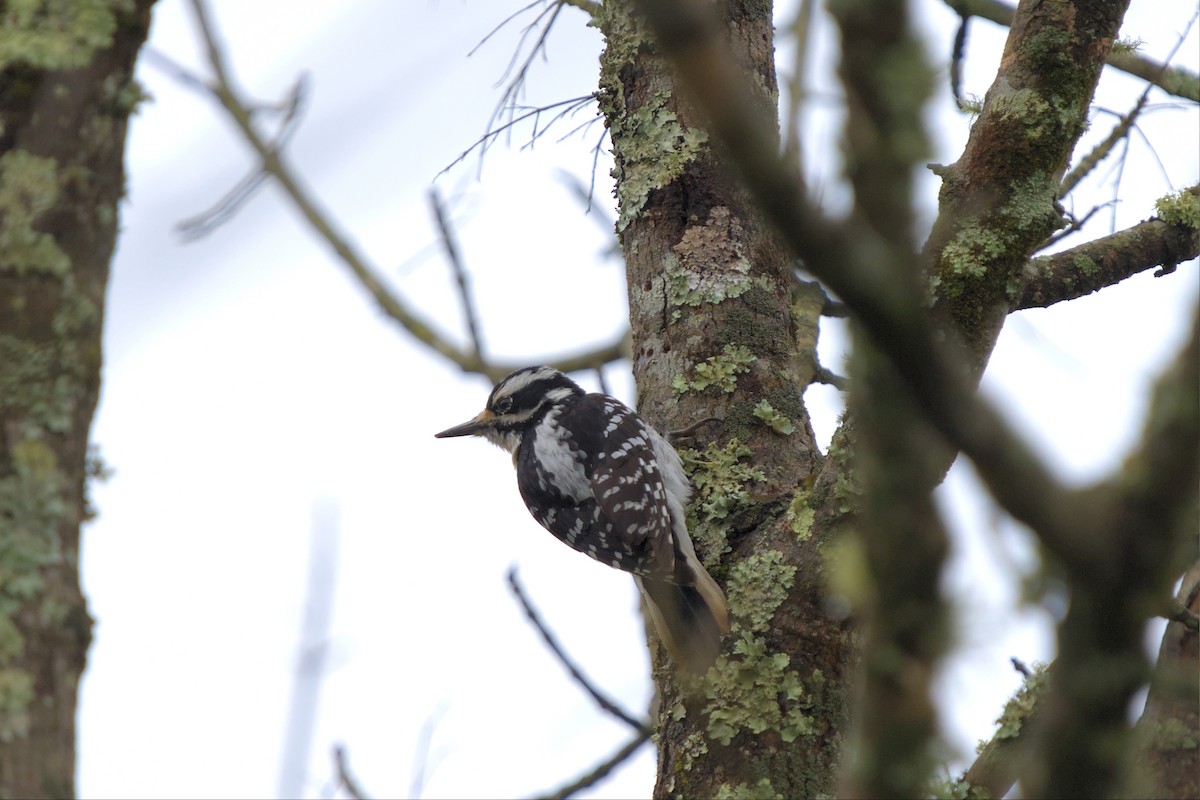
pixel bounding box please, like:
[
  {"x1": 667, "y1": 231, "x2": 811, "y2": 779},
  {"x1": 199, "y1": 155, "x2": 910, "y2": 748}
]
[{"x1": 434, "y1": 366, "x2": 584, "y2": 453}]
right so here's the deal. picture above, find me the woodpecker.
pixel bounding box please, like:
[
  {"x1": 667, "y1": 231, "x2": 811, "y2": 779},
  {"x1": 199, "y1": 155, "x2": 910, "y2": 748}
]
[{"x1": 435, "y1": 366, "x2": 729, "y2": 673}]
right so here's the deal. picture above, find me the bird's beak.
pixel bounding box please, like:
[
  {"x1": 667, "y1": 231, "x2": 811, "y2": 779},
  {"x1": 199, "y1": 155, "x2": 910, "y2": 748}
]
[{"x1": 434, "y1": 409, "x2": 495, "y2": 439}]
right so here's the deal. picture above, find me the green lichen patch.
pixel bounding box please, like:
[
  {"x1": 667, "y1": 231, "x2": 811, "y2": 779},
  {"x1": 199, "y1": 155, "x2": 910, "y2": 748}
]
[
  {"x1": 673, "y1": 345, "x2": 755, "y2": 395},
  {"x1": 1155, "y1": 189, "x2": 1200, "y2": 229},
  {"x1": 0, "y1": 150, "x2": 70, "y2": 276},
  {"x1": 0, "y1": 668, "x2": 35, "y2": 741},
  {"x1": 786, "y1": 491, "x2": 815, "y2": 541},
  {"x1": 609, "y1": 95, "x2": 708, "y2": 232},
  {"x1": 704, "y1": 632, "x2": 813, "y2": 746},
  {"x1": 0, "y1": 0, "x2": 127, "y2": 71},
  {"x1": 1150, "y1": 716, "x2": 1200, "y2": 751},
  {"x1": 679, "y1": 437, "x2": 765, "y2": 522},
  {"x1": 995, "y1": 662, "x2": 1049, "y2": 739},
  {"x1": 726, "y1": 550, "x2": 796, "y2": 634},
  {"x1": 714, "y1": 778, "x2": 783, "y2": 800},
  {"x1": 1111, "y1": 37, "x2": 1144, "y2": 56},
  {"x1": 936, "y1": 172, "x2": 1060, "y2": 302},
  {"x1": 752, "y1": 400, "x2": 795, "y2": 436},
  {"x1": 674, "y1": 730, "x2": 708, "y2": 778},
  {"x1": 821, "y1": 532, "x2": 871, "y2": 609},
  {"x1": 665, "y1": 206, "x2": 776, "y2": 320},
  {"x1": 1072, "y1": 252, "x2": 1099, "y2": 277}
]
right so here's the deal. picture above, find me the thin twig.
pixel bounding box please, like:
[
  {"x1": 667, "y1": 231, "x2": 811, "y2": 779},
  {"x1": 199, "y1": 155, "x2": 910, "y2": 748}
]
[
  {"x1": 1059, "y1": 91, "x2": 1151, "y2": 200},
  {"x1": 429, "y1": 189, "x2": 486, "y2": 361},
  {"x1": 1060, "y1": 13, "x2": 1195, "y2": 202},
  {"x1": 950, "y1": 11, "x2": 970, "y2": 110},
  {"x1": 334, "y1": 745, "x2": 370, "y2": 800},
  {"x1": 182, "y1": 0, "x2": 626, "y2": 382},
  {"x1": 437, "y1": 95, "x2": 596, "y2": 178},
  {"x1": 506, "y1": 567, "x2": 652, "y2": 735},
  {"x1": 594, "y1": 366, "x2": 611, "y2": 396},
  {"x1": 530, "y1": 731, "x2": 652, "y2": 800}
]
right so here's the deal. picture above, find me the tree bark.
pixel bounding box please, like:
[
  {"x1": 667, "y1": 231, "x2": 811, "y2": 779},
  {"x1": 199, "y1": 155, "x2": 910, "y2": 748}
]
[
  {"x1": 0, "y1": 2, "x2": 155, "y2": 796},
  {"x1": 1130, "y1": 561, "x2": 1200, "y2": 799},
  {"x1": 596, "y1": 1, "x2": 851, "y2": 796}
]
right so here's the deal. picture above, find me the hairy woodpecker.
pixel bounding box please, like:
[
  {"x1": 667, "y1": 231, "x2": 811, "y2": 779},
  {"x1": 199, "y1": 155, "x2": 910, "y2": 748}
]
[{"x1": 435, "y1": 366, "x2": 729, "y2": 673}]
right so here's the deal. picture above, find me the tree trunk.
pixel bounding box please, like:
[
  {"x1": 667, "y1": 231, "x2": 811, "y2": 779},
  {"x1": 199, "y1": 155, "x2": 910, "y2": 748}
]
[
  {"x1": 596, "y1": 1, "x2": 851, "y2": 796},
  {"x1": 0, "y1": 2, "x2": 155, "y2": 796}
]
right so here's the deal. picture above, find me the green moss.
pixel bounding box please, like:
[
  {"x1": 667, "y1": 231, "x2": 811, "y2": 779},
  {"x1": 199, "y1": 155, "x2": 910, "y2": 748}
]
[
  {"x1": 679, "y1": 438, "x2": 765, "y2": 522},
  {"x1": 674, "y1": 345, "x2": 755, "y2": 395},
  {"x1": 752, "y1": 400, "x2": 795, "y2": 436},
  {"x1": 1155, "y1": 189, "x2": 1200, "y2": 229},
  {"x1": 714, "y1": 778, "x2": 783, "y2": 799},
  {"x1": 0, "y1": 150, "x2": 70, "y2": 276},
  {"x1": 0, "y1": 0, "x2": 129, "y2": 71}
]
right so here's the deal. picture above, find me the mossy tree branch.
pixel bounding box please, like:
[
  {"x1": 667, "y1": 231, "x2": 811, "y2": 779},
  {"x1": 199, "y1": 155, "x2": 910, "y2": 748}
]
[
  {"x1": 1014, "y1": 185, "x2": 1200, "y2": 310},
  {"x1": 944, "y1": 0, "x2": 1200, "y2": 103}
]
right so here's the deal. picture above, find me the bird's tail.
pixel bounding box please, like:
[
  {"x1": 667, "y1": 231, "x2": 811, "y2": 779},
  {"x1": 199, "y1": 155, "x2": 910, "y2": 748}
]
[{"x1": 637, "y1": 566, "x2": 730, "y2": 674}]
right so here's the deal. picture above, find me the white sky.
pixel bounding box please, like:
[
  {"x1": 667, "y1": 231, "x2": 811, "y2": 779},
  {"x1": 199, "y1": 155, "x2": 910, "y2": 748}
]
[{"x1": 77, "y1": 1, "x2": 1198, "y2": 798}]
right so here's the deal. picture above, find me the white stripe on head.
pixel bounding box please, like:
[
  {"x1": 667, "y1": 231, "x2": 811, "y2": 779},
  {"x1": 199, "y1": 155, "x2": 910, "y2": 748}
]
[{"x1": 494, "y1": 365, "x2": 560, "y2": 398}]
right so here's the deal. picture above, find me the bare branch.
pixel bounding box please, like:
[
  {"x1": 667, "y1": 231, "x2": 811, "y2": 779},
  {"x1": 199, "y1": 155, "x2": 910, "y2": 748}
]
[
  {"x1": 183, "y1": 0, "x2": 626, "y2": 383},
  {"x1": 530, "y1": 730, "x2": 651, "y2": 800},
  {"x1": 944, "y1": 0, "x2": 1200, "y2": 103},
  {"x1": 780, "y1": 0, "x2": 817, "y2": 170},
  {"x1": 1059, "y1": 89, "x2": 1150, "y2": 199},
  {"x1": 506, "y1": 567, "x2": 652, "y2": 735},
  {"x1": 949, "y1": 10, "x2": 971, "y2": 111},
  {"x1": 437, "y1": 94, "x2": 596, "y2": 178},
  {"x1": 1014, "y1": 186, "x2": 1200, "y2": 310},
  {"x1": 333, "y1": 745, "x2": 370, "y2": 800},
  {"x1": 429, "y1": 189, "x2": 486, "y2": 361}
]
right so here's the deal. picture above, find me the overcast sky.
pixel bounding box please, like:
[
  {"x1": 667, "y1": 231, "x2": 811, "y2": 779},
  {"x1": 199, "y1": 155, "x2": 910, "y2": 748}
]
[{"x1": 77, "y1": 1, "x2": 1198, "y2": 798}]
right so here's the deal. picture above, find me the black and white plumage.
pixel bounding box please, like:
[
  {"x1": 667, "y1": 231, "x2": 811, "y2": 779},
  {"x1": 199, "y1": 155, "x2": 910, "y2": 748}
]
[{"x1": 435, "y1": 366, "x2": 729, "y2": 672}]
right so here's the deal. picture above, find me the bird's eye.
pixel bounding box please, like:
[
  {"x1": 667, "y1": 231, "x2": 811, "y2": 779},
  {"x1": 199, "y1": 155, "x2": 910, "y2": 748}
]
[{"x1": 494, "y1": 396, "x2": 514, "y2": 414}]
